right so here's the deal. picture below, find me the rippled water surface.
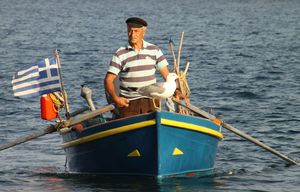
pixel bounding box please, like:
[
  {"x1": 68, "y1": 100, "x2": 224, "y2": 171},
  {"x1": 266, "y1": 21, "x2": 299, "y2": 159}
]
[{"x1": 1, "y1": 0, "x2": 300, "y2": 191}]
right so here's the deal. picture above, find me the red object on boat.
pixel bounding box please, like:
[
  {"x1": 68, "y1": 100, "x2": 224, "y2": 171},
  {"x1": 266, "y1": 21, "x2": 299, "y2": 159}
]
[{"x1": 40, "y1": 94, "x2": 58, "y2": 120}]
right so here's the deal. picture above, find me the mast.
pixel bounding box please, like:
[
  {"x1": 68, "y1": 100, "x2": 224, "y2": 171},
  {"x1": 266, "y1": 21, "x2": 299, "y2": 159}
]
[{"x1": 54, "y1": 49, "x2": 70, "y2": 119}]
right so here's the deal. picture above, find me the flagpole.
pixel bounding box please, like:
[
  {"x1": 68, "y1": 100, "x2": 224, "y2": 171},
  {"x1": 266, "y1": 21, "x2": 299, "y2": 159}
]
[{"x1": 55, "y1": 49, "x2": 70, "y2": 119}]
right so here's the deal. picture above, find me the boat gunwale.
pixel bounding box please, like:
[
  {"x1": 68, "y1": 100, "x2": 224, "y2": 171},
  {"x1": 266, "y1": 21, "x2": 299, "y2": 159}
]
[{"x1": 61, "y1": 111, "x2": 223, "y2": 149}]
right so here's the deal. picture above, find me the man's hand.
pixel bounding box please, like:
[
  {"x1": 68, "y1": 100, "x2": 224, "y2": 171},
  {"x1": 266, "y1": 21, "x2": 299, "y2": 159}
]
[
  {"x1": 113, "y1": 96, "x2": 129, "y2": 108},
  {"x1": 104, "y1": 72, "x2": 129, "y2": 108}
]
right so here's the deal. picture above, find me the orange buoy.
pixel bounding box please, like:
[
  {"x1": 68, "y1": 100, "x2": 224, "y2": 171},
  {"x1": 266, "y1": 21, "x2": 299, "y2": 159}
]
[{"x1": 40, "y1": 94, "x2": 58, "y2": 120}]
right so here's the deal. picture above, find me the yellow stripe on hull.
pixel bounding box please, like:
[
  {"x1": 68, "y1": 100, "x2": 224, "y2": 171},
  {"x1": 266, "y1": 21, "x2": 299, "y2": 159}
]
[
  {"x1": 62, "y1": 119, "x2": 156, "y2": 148},
  {"x1": 160, "y1": 118, "x2": 224, "y2": 140},
  {"x1": 62, "y1": 117, "x2": 223, "y2": 149}
]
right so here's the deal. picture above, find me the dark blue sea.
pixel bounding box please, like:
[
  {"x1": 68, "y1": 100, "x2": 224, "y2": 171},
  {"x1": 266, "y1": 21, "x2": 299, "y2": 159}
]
[{"x1": 1, "y1": 0, "x2": 300, "y2": 191}]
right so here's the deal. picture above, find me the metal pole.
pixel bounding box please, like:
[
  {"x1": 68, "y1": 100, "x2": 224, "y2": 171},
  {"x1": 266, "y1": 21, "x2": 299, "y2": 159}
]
[{"x1": 55, "y1": 49, "x2": 70, "y2": 119}]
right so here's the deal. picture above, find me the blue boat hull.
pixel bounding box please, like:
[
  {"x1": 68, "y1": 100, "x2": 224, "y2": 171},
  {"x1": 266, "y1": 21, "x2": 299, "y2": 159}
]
[{"x1": 61, "y1": 111, "x2": 223, "y2": 178}]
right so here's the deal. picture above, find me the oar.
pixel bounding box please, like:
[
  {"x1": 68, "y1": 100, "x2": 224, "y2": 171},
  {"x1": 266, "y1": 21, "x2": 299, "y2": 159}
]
[
  {"x1": 0, "y1": 124, "x2": 57, "y2": 151},
  {"x1": 0, "y1": 104, "x2": 115, "y2": 152},
  {"x1": 172, "y1": 98, "x2": 299, "y2": 165}
]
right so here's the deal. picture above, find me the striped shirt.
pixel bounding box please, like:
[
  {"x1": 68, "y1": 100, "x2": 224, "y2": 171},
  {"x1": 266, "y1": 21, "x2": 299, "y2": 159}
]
[{"x1": 108, "y1": 40, "x2": 168, "y2": 98}]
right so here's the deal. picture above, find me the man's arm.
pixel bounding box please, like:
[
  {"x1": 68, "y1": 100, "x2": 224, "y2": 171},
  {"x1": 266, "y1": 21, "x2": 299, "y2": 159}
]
[
  {"x1": 160, "y1": 66, "x2": 170, "y2": 80},
  {"x1": 104, "y1": 72, "x2": 129, "y2": 108}
]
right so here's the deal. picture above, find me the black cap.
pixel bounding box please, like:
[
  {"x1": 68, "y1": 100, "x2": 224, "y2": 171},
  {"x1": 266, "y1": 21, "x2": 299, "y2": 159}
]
[{"x1": 126, "y1": 17, "x2": 148, "y2": 27}]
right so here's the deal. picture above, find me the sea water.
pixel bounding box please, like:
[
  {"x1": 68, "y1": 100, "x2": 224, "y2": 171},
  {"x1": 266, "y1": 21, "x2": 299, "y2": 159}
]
[{"x1": 1, "y1": 0, "x2": 300, "y2": 191}]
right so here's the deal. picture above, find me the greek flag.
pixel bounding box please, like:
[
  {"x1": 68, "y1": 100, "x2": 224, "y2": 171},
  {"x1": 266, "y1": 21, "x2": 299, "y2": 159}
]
[{"x1": 12, "y1": 57, "x2": 61, "y2": 98}]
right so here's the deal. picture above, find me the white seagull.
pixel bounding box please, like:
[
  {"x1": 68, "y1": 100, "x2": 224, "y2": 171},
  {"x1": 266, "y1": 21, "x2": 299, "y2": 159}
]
[{"x1": 137, "y1": 73, "x2": 178, "y2": 99}]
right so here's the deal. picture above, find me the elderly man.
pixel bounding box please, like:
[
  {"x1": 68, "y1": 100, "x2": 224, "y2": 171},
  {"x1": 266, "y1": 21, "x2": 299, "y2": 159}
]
[{"x1": 104, "y1": 17, "x2": 170, "y2": 118}]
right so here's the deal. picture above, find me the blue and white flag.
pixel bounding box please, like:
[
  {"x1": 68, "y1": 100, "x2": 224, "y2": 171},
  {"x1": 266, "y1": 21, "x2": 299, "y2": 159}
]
[{"x1": 12, "y1": 57, "x2": 61, "y2": 98}]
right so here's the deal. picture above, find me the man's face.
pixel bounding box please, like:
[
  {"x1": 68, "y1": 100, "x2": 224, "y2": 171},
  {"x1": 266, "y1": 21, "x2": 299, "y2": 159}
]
[{"x1": 127, "y1": 26, "x2": 145, "y2": 45}]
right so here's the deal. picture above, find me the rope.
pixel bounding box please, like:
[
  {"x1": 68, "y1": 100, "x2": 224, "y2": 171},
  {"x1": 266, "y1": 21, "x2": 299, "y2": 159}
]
[
  {"x1": 178, "y1": 71, "x2": 190, "y2": 97},
  {"x1": 48, "y1": 91, "x2": 67, "y2": 110},
  {"x1": 174, "y1": 71, "x2": 191, "y2": 115}
]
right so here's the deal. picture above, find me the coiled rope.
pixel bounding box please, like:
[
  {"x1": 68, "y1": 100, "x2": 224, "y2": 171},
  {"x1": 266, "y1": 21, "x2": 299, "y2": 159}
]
[{"x1": 48, "y1": 91, "x2": 67, "y2": 111}]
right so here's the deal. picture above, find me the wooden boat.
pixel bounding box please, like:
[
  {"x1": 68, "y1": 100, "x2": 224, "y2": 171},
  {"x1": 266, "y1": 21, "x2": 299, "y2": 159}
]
[
  {"x1": 3, "y1": 46, "x2": 297, "y2": 176},
  {"x1": 61, "y1": 110, "x2": 223, "y2": 178}
]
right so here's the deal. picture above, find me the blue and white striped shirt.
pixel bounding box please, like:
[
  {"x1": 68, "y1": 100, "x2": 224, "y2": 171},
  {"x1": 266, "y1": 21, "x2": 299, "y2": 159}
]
[{"x1": 108, "y1": 40, "x2": 168, "y2": 98}]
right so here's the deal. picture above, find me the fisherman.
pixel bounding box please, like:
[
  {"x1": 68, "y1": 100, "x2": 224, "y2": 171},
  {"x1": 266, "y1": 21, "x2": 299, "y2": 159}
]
[{"x1": 104, "y1": 17, "x2": 170, "y2": 118}]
